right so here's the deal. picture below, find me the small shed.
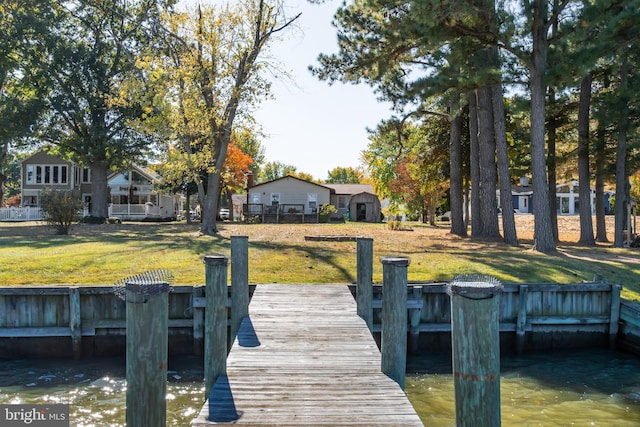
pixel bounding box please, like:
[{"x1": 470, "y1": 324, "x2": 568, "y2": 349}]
[
  {"x1": 349, "y1": 192, "x2": 381, "y2": 222},
  {"x1": 325, "y1": 183, "x2": 381, "y2": 223}
]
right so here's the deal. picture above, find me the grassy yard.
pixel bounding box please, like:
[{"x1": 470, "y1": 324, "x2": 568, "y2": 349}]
[{"x1": 1, "y1": 217, "x2": 638, "y2": 301}]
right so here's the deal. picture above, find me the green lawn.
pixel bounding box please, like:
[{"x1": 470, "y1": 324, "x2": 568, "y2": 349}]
[{"x1": 1, "y1": 220, "x2": 638, "y2": 301}]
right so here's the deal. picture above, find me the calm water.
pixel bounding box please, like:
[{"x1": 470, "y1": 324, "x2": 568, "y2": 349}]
[
  {"x1": 406, "y1": 349, "x2": 640, "y2": 426},
  {"x1": 1, "y1": 350, "x2": 639, "y2": 426}
]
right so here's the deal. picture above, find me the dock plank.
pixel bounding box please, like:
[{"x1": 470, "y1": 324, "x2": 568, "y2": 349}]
[{"x1": 192, "y1": 284, "x2": 423, "y2": 426}]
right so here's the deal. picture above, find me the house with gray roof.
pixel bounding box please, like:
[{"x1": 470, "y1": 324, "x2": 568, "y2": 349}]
[{"x1": 244, "y1": 176, "x2": 381, "y2": 223}]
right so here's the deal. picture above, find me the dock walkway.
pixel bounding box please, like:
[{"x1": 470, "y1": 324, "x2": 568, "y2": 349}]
[{"x1": 192, "y1": 284, "x2": 423, "y2": 426}]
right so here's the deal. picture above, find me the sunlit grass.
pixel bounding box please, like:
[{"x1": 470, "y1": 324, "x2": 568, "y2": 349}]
[{"x1": 1, "y1": 220, "x2": 638, "y2": 301}]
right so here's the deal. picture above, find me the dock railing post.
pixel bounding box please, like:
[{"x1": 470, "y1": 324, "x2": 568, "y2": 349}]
[
  {"x1": 448, "y1": 275, "x2": 503, "y2": 427},
  {"x1": 69, "y1": 287, "x2": 82, "y2": 359},
  {"x1": 121, "y1": 273, "x2": 172, "y2": 427},
  {"x1": 356, "y1": 237, "x2": 373, "y2": 331},
  {"x1": 609, "y1": 283, "x2": 622, "y2": 349},
  {"x1": 380, "y1": 256, "x2": 410, "y2": 389},
  {"x1": 408, "y1": 286, "x2": 422, "y2": 355},
  {"x1": 516, "y1": 285, "x2": 528, "y2": 354},
  {"x1": 192, "y1": 285, "x2": 205, "y2": 356},
  {"x1": 203, "y1": 254, "x2": 228, "y2": 398},
  {"x1": 231, "y1": 236, "x2": 249, "y2": 345}
]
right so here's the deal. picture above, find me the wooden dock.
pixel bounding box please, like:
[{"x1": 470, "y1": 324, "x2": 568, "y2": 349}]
[{"x1": 192, "y1": 284, "x2": 423, "y2": 426}]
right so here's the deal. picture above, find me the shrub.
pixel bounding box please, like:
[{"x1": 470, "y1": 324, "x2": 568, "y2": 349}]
[
  {"x1": 40, "y1": 189, "x2": 84, "y2": 235},
  {"x1": 319, "y1": 204, "x2": 338, "y2": 223},
  {"x1": 6, "y1": 194, "x2": 21, "y2": 207},
  {"x1": 387, "y1": 219, "x2": 401, "y2": 230},
  {"x1": 80, "y1": 215, "x2": 107, "y2": 224}
]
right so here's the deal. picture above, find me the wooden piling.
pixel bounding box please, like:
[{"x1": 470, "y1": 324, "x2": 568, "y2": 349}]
[
  {"x1": 448, "y1": 276, "x2": 502, "y2": 427},
  {"x1": 203, "y1": 254, "x2": 228, "y2": 398},
  {"x1": 609, "y1": 284, "x2": 622, "y2": 349},
  {"x1": 356, "y1": 237, "x2": 373, "y2": 331},
  {"x1": 408, "y1": 286, "x2": 422, "y2": 354},
  {"x1": 125, "y1": 280, "x2": 170, "y2": 427},
  {"x1": 380, "y1": 256, "x2": 410, "y2": 389},
  {"x1": 231, "y1": 236, "x2": 249, "y2": 345},
  {"x1": 69, "y1": 287, "x2": 82, "y2": 359},
  {"x1": 192, "y1": 285, "x2": 205, "y2": 356},
  {"x1": 516, "y1": 285, "x2": 528, "y2": 354}
]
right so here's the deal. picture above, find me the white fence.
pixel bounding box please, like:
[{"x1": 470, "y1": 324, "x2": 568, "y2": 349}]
[{"x1": 0, "y1": 207, "x2": 44, "y2": 222}]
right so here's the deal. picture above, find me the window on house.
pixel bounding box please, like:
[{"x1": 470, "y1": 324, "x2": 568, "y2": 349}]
[
  {"x1": 24, "y1": 196, "x2": 37, "y2": 206},
  {"x1": 82, "y1": 168, "x2": 91, "y2": 183},
  {"x1": 31, "y1": 164, "x2": 69, "y2": 185},
  {"x1": 337, "y1": 195, "x2": 348, "y2": 209},
  {"x1": 26, "y1": 166, "x2": 34, "y2": 184},
  {"x1": 271, "y1": 193, "x2": 280, "y2": 205},
  {"x1": 308, "y1": 193, "x2": 317, "y2": 211}
]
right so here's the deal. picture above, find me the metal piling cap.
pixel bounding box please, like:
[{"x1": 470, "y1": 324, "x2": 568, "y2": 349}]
[
  {"x1": 113, "y1": 269, "x2": 174, "y2": 302},
  {"x1": 447, "y1": 274, "x2": 502, "y2": 297}
]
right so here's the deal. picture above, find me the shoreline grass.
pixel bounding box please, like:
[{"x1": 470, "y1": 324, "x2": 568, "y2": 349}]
[{"x1": 1, "y1": 220, "x2": 638, "y2": 301}]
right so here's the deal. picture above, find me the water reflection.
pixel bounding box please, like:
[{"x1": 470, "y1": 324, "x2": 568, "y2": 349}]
[
  {"x1": 406, "y1": 348, "x2": 640, "y2": 427},
  {"x1": 1, "y1": 350, "x2": 639, "y2": 426},
  {"x1": 0, "y1": 356, "x2": 204, "y2": 426}
]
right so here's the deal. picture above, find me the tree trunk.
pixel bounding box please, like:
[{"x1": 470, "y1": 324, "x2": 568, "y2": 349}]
[
  {"x1": 476, "y1": 86, "x2": 499, "y2": 238},
  {"x1": 464, "y1": 175, "x2": 471, "y2": 229},
  {"x1": 90, "y1": 163, "x2": 110, "y2": 218},
  {"x1": 449, "y1": 97, "x2": 467, "y2": 237},
  {"x1": 546, "y1": 0, "x2": 560, "y2": 243},
  {"x1": 546, "y1": 90, "x2": 559, "y2": 242},
  {"x1": 0, "y1": 173, "x2": 6, "y2": 208},
  {"x1": 529, "y1": 0, "x2": 556, "y2": 253},
  {"x1": 0, "y1": 143, "x2": 7, "y2": 207},
  {"x1": 469, "y1": 91, "x2": 481, "y2": 237},
  {"x1": 614, "y1": 55, "x2": 629, "y2": 248},
  {"x1": 492, "y1": 83, "x2": 517, "y2": 245},
  {"x1": 594, "y1": 119, "x2": 608, "y2": 242},
  {"x1": 577, "y1": 72, "x2": 595, "y2": 245},
  {"x1": 200, "y1": 171, "x2": 221, "y2": 235},
  {"x1": 185, "y1": 190, "x2": 192, "y2": 224}
]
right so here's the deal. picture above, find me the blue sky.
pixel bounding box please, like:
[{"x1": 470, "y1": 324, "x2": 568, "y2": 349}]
[{"x1": 180, "y1": 0, "x2": 394, "y2": 180}]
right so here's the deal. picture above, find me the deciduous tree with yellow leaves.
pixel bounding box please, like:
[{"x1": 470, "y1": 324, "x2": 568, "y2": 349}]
[{"x1": 146, "y1": 1, "x2": 299, "y2": 235}]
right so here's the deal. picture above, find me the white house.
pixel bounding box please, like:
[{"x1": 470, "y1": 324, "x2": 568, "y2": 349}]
[
  {"x1": 505, "y1": 178, "x2": 611, "y2": 215},
  {"x1": 107, "y1": 165, "x2": 181, "y2": 221},
  {"x1": 245, "y1": 175, "x2": 331, "y2": 223},
  {"x1": 13, "y1": 149, "x2": 182, "y2": 222}
]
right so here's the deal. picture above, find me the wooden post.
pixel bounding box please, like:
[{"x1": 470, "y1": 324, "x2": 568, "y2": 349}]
[
  {"x1": 203, "y1": 254, "x2": 228, "y2": 398},
  {"x1": 516, "y1": 285, "x2": 528, "y2": 354},
  {"x1": 448, "y1": 276, "x2": 502, "y2": 427},
  {"x1": 192, "y1": 285, "x2": 205, "y2": 356},
  {"x1": 356, "y1": 237, "x2": 373, "y2": 331},
  {"x1": 380, "y1": 256, "x2": 409, "y2": 389},
  {"x1": 231, "y1": 236, "x2": 249, "y2": 345},
  {"x1": 69, "y1": 287, "x2": 82, "y2": 359},
  {"x1": 125, "y1": 280, "x2": 170, "y2": 427},
  {"x1": 609, "y1": 283, "x2": 622, "y2": 349},
  {"x1": 408, "y1": 286, "x2": 422, "y2": 355}
]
